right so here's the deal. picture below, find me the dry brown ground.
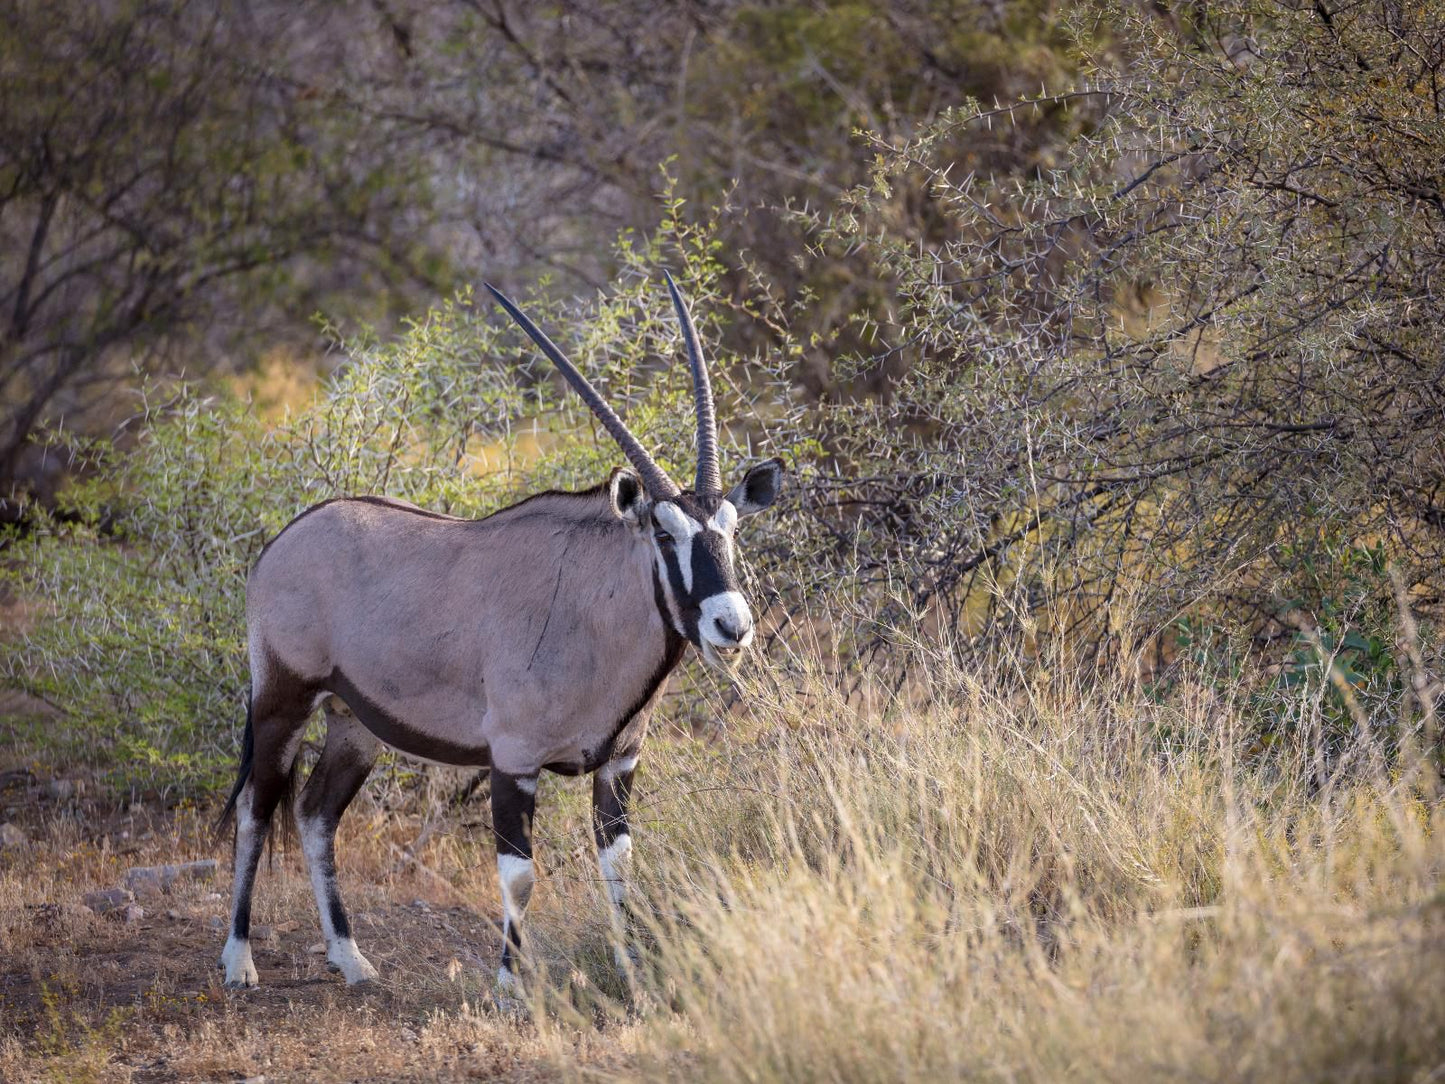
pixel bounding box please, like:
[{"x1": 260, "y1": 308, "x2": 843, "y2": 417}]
[{"x1": 0, "y1": 766, "x2": 643, "y2": 1083}]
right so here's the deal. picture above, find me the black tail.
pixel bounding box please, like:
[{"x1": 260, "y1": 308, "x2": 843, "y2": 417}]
[
  {"x1": 214, "y1": 691, "x2": 299, "y2": 854},
  {"x1": 215, "y1": 692, "x2": 255, "y2": 842}
]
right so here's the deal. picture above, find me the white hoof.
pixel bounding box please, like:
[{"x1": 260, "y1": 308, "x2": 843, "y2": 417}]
[
  {"x1": 492, "y1": 969, "x2": 528, "y2": 1018},
  {"x1": 613, "y1": 941, "x2": 641, "y2": 976},
  {"x1": 496, "y1": 964, "x2": 525, "y2": 996},
  {"x1": 221, "y1": 935, "x2": 259, "y2": 988},
  {"x1": 327, "y1": 938, "x2": 379, "y2": 985}
]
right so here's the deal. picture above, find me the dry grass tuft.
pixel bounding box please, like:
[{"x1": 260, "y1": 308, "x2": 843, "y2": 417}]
[{"x1": 610, "y1": 647, "x2": 1445, "y2": 1082}]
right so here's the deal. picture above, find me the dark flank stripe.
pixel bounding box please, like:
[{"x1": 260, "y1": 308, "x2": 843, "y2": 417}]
[
  {"x1": 325, "y1": 669, "x2": 491, "y2": 767},
  {"x1": 577, "y1": 583, "x2": 685, "y2": 774}
]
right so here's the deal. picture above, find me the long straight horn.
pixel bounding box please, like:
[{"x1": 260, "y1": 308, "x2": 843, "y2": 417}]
[
  {"x1": 485, "y1": 284, "x2": 681, "y2": 500},
  {"x1": 663, "y1": 270, "x2": 722, "y2": 495}
]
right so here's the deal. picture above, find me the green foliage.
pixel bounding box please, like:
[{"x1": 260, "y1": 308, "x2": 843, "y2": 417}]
[
  {"x1": 764, "y1": 0, "x2": 1445, "y2": 675},
  {"x1": 1, "y1": 215, "x2": 813, "y2": 789},
  {"x1": 1171, "y1": 541, "x2": 1413, "y2": 761}
]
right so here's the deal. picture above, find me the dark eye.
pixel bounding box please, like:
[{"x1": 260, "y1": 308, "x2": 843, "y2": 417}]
[{"x1": 653, "y1": 529, "x2": 674, "y2": 547}]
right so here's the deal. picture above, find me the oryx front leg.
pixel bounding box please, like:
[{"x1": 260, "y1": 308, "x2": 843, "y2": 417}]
[
  {"x1": 297, "y1": 701, "x2": 380, "y2": 985},
  {"x1": 593, "y1": 754, "x2": 638, "y2": 974},
  {"x1": 492, "y1": 769, "x2": 538, "y2": 995}
]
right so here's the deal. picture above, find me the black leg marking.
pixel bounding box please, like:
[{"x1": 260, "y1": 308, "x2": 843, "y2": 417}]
[
  {"x1": 593, "y1": 761, "x2": 634, "y2": 850},
  {"x1": 229, "y1": 750, "x2": 300, "y2": 942},
  {"x1": 222, "y1": 700, "x2": 310, "y2": 987},
  {"x1": 593, "y1": 757, "x2": 638, "y2": 969},
  {"x1": 491, "y1": 768, "x2": 538, "y2": 987}
]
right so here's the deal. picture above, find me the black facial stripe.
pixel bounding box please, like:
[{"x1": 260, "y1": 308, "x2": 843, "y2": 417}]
[
  {"x1": 577, "y1": 610, "x2": 684, "y2": 773},
  {"x1": 690, "y1": 531, "x2": 736, "y2": 600},
  {"x1": 654, "y1": 496, "x2": 747, "y2": 645},
  {"x1": 662, "y1": 543, "x2": 687, "y2": 600},
  {"x1": 661, "y1": 540, "x2": 699, "y2": 642}
]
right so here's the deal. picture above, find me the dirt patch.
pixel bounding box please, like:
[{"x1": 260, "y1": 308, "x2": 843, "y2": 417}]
[{"x1": 0, "y1": 773, "x2": 638, "y2": 1082}]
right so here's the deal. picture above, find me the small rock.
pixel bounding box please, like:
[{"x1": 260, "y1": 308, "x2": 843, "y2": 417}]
[
  {"x1": 251, "y1": 925, "x2": 277, "y2": 943},
  {"x1": 202, "y1": 891, "x2": 223, "y2": 903},
  {"x1": 124, "y1": 859, "x2": 218, "y2": 896},
  {"x1": 307, "y1": 941, "x2": 326, "y2": 955},
  {"x1": 241, "y1": 1076, "x2": 268, "y2": 1084},
  {"x1": 206, "y1": 915, "x2": 225, "y2": 930},
  {"x1": 82, "y1": 888, "x2": 135, "y2": 915},
  {"x1": 121, "y1": 903, "x2": 145, "y2": 924},
  {"x1": 274, "y1": 919, "x2": 300, "y2": 934},
  {"x1": 127, "y1": 802, "x2": 143, "y2": 815},
  {"x1": 43, "y1": 779, "x2": 76, "y2": 801},
  {"x1": 0, "y1": 822, "x2": 26, "y2": 848},
  {"x1": 411, "y1": 898, "x2": 430, "y2": 911},
  {"x1": 166, "y1": 908, "x2": 182, "y2": 920}
]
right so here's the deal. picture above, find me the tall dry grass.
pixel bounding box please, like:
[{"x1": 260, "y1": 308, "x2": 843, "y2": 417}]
[
  {"x1": 520, "y1": 638, "x2": 1445, "y2": 1083},
  {"x1": 3, "y1": 629, "x2": 1441, "y2": 1082}
]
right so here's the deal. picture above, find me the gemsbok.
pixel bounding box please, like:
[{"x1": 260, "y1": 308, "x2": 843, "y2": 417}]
[{"x1": 216, "y1": 273, "x2": 783, "y2": 994}]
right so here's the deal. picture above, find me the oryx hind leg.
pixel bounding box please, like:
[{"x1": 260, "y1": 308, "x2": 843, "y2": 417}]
[
  {"x1": 297, "y1": 696, "x2": 380, "y2": 985},
  {"x1": 222, "y1": 671, "x2": 314, "y2": 989}
]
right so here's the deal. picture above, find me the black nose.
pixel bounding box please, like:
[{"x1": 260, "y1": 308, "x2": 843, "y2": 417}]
[{"x1": 714, "y1": 616, "x2": 750, "y2": 643}]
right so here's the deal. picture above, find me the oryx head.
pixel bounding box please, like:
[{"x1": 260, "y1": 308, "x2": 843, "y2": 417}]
[{"x1": 485, "y1": 273, "x2": 784, "y2": 668}]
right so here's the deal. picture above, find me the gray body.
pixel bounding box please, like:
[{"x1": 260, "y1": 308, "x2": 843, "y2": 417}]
[
  {"x1": 250, "y1": 489, "x2": 678, "y2": 776},
  {"x1": 215, "y1": 275, "x2": 783, "y2": 997}
]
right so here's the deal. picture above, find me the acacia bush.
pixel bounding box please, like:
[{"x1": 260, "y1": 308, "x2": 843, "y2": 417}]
[{"x1": 767, "y1": 0, "x2": 1445, "y2": 745}]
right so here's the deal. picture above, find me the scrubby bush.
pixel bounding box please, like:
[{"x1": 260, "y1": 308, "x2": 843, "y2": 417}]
[
  {"x1": 768, "y1": 0, "x2": 1445, "y2": 745},
  {"x1": 1, "y1": 214, "x2": 813, "y2": 788}
]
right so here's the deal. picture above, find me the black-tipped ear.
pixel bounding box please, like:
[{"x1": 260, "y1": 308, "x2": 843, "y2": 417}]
[
  {"x1": 609, "y1": 467, "x2": 649, "y2": 526},
  {"x1": 726, "y1": 457, "x2": 785, "y2": 517}
]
